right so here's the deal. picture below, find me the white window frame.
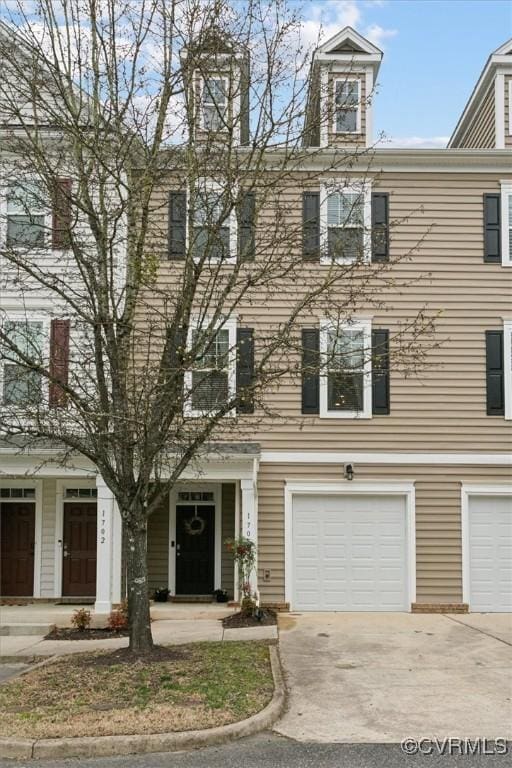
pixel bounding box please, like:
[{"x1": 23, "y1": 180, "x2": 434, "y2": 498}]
[
  {"x1": 333, "y1": 77, "x2": 361, "y2": 135},
  {"x1": 319, "y1": 317, "x2": 372, "y2": 419},
  {"x1": 4, "y1": 179, "x2": 50, "y2": 250},
  {"x1": 187, "y1": 179, "x2": 237, "y2": 264},
  {"x1": 0, "y1": 478, "x2": 43, "y2": 598},
  {"x1": 184, "y1": 316, "x2": 237, "y2": 418},
  {"x1": 509, "y1": 79, "x2": 512, "y2": 137},
  {"x1": 500, "y1": 180, "x2": 512, "y2": 267},
  {"x1": 504, "y1": 319, "x2": 512, "y2": 421},
  {"x1": 0, "y1": 312, "x2": 50, "y2": 410},
  {"x1": 201, "y1": 75, "x2": 228, "y2": 132},
  {"x1": 320, "y1": 180, "x2": 371, "y2": 265}
]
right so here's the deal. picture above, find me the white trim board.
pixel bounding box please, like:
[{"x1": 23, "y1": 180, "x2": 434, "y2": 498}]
[
  {"x1": 0, "y1": 478, "x2": 43, "y2": 598},
  {"x1": 260, "y1": 451, "x2": 512, "y2": 466},
  {"x1": 460, "y1": 484, "x2": 512, "y2": 609},
  {"x1": 54, "y1": 479, "x2": 97, "y2": 599},
  {"x1": 168, "y1": 483, "x2": 222, "y2": 597},
  {"x1": 284, "y1": 481, "x2": 416, "y2": 611}
]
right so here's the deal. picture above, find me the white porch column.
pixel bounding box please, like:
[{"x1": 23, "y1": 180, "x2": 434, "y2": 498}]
[
  {"x1": 111, "y1": 501, "x2": 123, "y2": 605},
  {"x1": 94, "y1": 476, "x2": 116, "y2": 614},
  {"x1": 240, "y1": 478, "x2": 258, "y2": 599}
]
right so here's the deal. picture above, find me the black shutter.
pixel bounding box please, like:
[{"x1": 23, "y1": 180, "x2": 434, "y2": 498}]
[
  {"x1": 371, "y1": 193, "x2": 389, "y2": 263},
  {"x1": 302, "y1": 192, "x2": 320, "y2": 261},
  {"x1": 483, "y1": 194, "x2": 501, "y2": 263},
  {"x1": 238, "y1": 192, "x2": 255, "y2": 261},
  {"x1": 485, "y1": 330, "x2": 504, "y2": 415},
  {"x1": 168, "y1": 191, "x2": 186, "y2": 259},
  {"x1": 372, "y1": 329, "x2": 390, "y2": 415},
  {"x1": 236, "y1": 328, "x2": 254, "y2": 414},
  {"x1": 301, "y1": 328, "x2": 320, "y2": 414}
]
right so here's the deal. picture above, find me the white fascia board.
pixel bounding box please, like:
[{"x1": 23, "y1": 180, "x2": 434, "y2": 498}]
[{"x1": 261, "y1": 451, "x2": 512, "y2": 466}]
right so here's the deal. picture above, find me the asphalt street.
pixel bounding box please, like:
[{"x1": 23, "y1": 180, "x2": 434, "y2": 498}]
[{"x1": 1, "y1": 733, "x2": 510, "y2": 768}]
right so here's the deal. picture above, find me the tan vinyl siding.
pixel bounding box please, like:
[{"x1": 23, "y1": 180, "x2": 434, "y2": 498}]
[
  {"x1": 455, "y1": 81, "x2": 495, "y2": 148},
  {"x1": 506, "y1": 75, "x2": 512, "y2": 148},
  {"x1": 40, "y1": 479, "x2": 56, "y2": 598},
  {"x1": 256, "y1": 462, "x2": 512, "y2": 606},
  {"x1": 221, "y1": 483, "x2": 235, "y2": 596},
  {"x1": 150, "y1": 171, "x2": 512, "y2": 454},
  {"x1": 147, "y1": 495, "x2": 169, "y2": 593}
]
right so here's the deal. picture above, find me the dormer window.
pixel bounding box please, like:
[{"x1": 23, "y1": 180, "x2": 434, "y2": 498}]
[
  {"x1": 334, "y1": 79, "x2": 361, "y2": 134},
  {"x1": 202, "y1": 77, "x2": 227, "y2": 131}
]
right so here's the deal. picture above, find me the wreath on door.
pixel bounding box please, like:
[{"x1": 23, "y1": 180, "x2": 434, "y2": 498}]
[{"x1": 184, "y1": 513, "x2": 206, "y2": 536}]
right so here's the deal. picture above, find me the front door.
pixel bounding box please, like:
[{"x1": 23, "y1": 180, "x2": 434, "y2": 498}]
[
  {"x1": 62, "y1": 502, "x2": 97, "y2": 597},
  {"x1": 176, "y1": 504, "x2": 215, "y2": 595},
  {"x1": 0, "y1": 502, "x2": 35, "y2": 596}
]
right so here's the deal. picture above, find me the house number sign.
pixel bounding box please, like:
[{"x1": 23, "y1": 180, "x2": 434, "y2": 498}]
[{"x1": 100, "y1": 507, "x2": 107, "y2": 545}]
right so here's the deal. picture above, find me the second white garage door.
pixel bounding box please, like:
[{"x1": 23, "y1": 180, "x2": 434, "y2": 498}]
[
  {"x1": 292, "y1": 494, "x2": 409, "y2": 611},
  {"x1": 467, "y1": 495, "x2": 512, "y2": 612}
]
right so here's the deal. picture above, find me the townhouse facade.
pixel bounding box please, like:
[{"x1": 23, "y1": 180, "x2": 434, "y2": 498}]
[{"x1": 1, "y1": 26, "x2": 511, "y2": 616}]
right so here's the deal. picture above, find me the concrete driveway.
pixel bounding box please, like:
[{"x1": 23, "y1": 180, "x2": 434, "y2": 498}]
[{"x1": 275, "y1": 612, "x2": 512, "y2": 743}]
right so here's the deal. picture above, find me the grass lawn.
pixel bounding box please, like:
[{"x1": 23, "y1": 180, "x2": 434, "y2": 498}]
[{"x1": 0, "y1": 642, "x2": 273, "y2": 739}]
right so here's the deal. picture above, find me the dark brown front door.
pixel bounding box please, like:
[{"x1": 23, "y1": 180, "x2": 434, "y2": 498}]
[
  {"x1": 62, "y1": 503, "x2": 97, "y2": 596},
  {"x1": 176, "y1": 504, "x2": 215, "y2": 595},
  {"x1": 0, "y1": 502, "x2": 35, "y2": 596}
]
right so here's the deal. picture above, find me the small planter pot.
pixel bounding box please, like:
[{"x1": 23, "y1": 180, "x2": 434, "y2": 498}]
[
  {"x1": 213, "y1": 589, "x2": 229, "y2": 603},
  {"x1": 153, "y1": 588, "x2": 170, "y2": 603}
]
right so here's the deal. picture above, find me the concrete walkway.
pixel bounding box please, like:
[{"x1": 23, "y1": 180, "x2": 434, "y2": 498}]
[
  {"x1": 0, "y1": 618, "x2": 277, "y2": 657},
  {"x1": 0, "y1": 603, "x2": 278, "y2": 656},
  {"x1": 275, "y1": 612, "x2": 512, "y2": 743}
]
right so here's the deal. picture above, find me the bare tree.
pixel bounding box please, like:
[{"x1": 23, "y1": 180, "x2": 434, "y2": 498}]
[{"x1": 0, "y1": 0, "x2": 436, "y2": 652}]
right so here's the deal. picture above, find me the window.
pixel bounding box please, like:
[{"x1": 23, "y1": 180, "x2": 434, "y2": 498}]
[
  {"x1": 6, "y1": 182, "x2": 46, "y2": 247},
  {"x1": 501, "y1": 182, "x2": 512, "y2": 266},
  {"x1": 1, "y1": 320, "x2": 44, "y2": 406},
  {"x1": 64, "y1": 488, "x2": 98, "y2": 499},
  {"x1": 0, "y1": 487, "x2": 36, "y2": 498},
  {"x1": 186, "y1": 319, "x2": 236, "y2": 416},
  {"x1": 191, "y1": 185, "x2": 232, "y2": 260},
  {"x1": 202, "y1": 77, "x2": 227, "y2": 131},
  {"x1": 319, "y1": 319, "x2": 372, "y2": 418},
  {"x1": 334, "y1": 79, "x2": 360, "y2": 134},
  {"x1": 320, "y1": 182, "x2": 371, "y2": 264}
]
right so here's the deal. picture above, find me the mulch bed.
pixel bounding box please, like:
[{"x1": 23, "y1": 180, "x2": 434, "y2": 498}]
[
  {"x1": 45, "y1": 627, "x2": 129, "y2": 641},
  {"x1": 222, "y1": 608, "x2": 277, "y2": 628},
  {"x1": 78, "y1": 645, "x2": 187, "y2": 667}
]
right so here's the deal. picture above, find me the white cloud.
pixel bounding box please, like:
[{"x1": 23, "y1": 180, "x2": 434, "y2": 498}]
[
  {"x1": 363, "y1": 23, "x2": 397, "y2": 50},
  {"x1": 300, "y1": 1, "x2": 396, "y2": 53},
  {"x1": 382, "y1": 136, "x2": 450, "y2": 149}
]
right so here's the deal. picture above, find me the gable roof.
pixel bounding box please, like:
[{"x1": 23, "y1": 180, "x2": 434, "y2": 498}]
[
  {"x1": 316, "y1": 26, "x2": 382, "y2": 57},
  {"x1": 448, "y1": 36, "x2": 512, "y2": 147}
]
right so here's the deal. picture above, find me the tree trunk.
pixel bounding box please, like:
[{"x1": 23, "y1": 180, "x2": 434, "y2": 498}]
[{"x1": 125, "y1": 520, "x2": 154, "y2": 653}]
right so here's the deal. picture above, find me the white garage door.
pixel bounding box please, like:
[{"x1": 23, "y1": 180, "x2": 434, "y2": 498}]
[
  {"x1": 468, "y1": 495, "x2": 512, "y2": 612},
  {"x1": 292, "y1": 494, "x2": 408, "y2": 611}
]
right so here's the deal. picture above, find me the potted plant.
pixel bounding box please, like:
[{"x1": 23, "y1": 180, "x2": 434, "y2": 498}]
[
  {"x1": 213, "y1": 588, "x2": 229, "y2": 603},
  {"x1": 153, "y1": 587, "x2": 170, "y2": 603}
]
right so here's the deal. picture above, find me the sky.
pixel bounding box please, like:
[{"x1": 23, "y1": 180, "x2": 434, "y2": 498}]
[{"x1": 296, "y1": 0, "x2": 512, "y2": 147}]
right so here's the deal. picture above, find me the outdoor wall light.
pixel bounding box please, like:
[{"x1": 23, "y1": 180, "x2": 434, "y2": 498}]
[{"x1": 344, "y1": 463, "x2": 354, "y2": 481}]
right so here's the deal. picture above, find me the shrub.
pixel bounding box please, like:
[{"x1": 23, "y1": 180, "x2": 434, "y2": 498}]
[
  {"x1": 107, "y1": 598, "x2": 129, "y2": 632},
  {"x1": 241, "y1": 596, "x2": 256, "y2": 617},
  {"x1": 70, "y1": 608, "x2": 91, "y2": 632}
]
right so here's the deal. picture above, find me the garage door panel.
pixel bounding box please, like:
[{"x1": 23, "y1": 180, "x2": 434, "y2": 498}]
[
  {"x1": 292, "y1": 494, "x2": 408, "y2": 612},
  {"x1": 468, "y1": 495, "x2": 512, "y2": 613}
]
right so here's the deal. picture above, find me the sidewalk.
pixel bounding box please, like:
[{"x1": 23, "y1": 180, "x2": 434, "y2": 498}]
[{"x1": 0, "y1": 619, "x2": 277, "y2": 657}]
